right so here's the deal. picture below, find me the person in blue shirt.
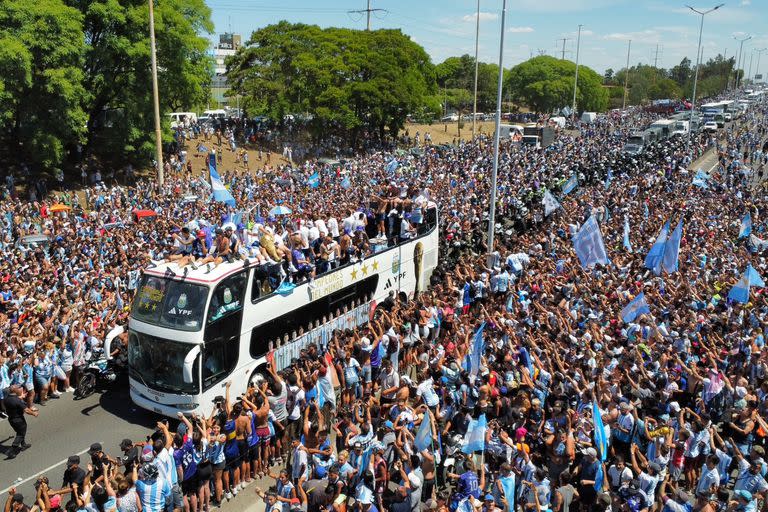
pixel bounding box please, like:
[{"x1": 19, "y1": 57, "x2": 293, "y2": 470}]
[
  {"x1": 134, "y1": 462, "x2": 171, "y2": 512},
  {"x1": 448, "y1": 459, "x2": 482, "y2": 502}
]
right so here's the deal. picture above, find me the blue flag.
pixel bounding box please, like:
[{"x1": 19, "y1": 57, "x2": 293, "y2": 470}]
[
  {"x1": 729, "y1": 269, "x2": 752, "y2": 303},
  {"x1": 562, "y1": 174, "x2": 578, "y2": 195},
  {"x1": 604, "y1": 168, "x2": 613, "y2": 190},
  {"x1": 623, "y1": 216, "x2": 633, "y2": 253},
  {"x1": 461, "y1": 414, "x2": 487, "y2": 454},
  {"x1": 739, "y1": 213, "x2": 752, "y2": 239},
  {"x1": 594, "y1": 464, "x2": 605, "y2": 492},
  {"x1": 621, "y1": 292, "x2": 651, "y2": 323},
  {"x1": 662, "y1": 219, "x2": 683, "y2": 274},
  {"x1": 747, "y1": 264, "x2": 766, "y2": 287},
  {"x1": 414, "y1": 414, "x2": 432, "y2": 452},
  {"x1": 573, "y1": 216, "x2": 610, "y2": 268},
  {"x1": 386, "y1": 159, "x2": 398, "y2": 173},
  {"x1": 469, "y1": 322, "x2": 486, "y2": 377},
  {"x1": 499, "y1": 475, "x2": 516, "y2": 511},
  {"x1": 592, "y1": 400, "x2": 608, "y2": 461},
  {"x1": 307, "y1": 172, "x2": 320, "y2": 189},
  {"x1": 341, "y1": 176, "x2": 351, "y2": 189},
  {"x1": 644, "y1": 221, "x2": 670, "y2": 275}
]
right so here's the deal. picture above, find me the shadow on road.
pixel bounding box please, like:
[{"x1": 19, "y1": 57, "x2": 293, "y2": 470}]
[{"x1": 88, "y1": 376, "x2": 162, "y2": 429}]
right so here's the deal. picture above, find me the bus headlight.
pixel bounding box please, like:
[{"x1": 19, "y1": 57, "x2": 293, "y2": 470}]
[{"x1": 175, "y1": 403, "x2": 199, "y2": 410}]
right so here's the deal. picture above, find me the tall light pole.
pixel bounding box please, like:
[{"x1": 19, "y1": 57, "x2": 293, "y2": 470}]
[
  {"x1": 149, "y1": 0, "x2": 164, "y2": 188},
  {"x1": 747, "y1": 52, "x2": 754, "y2": 85},
  {"x1": 472, "y1": 0, "x2": 480, "y2": 139},
  {"x1": 756, "y1": 48, "x2": 768, "y2": 83},
  {"x1": 571, "y1": 25, "x2": 582, "y2": 123},
  {"x1": 734, "y1": 34, "x2": 752, "y2": 89},
  {"x1": 622, "y1": 40, "x2": 632, "y2": 110},
  {"x1": 486, "y1": 0, "x2": 506, "y2": 263},
  {"x1": 685, "y1": 4, "x2": 723, "y2": 156}
]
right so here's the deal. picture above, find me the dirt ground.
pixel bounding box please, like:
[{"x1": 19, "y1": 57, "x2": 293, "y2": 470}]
[{"x1": 401, "y1": 120, "x2": 498, "y2": 145}]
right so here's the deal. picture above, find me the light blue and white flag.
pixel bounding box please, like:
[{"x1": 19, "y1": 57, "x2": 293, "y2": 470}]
[
  {"x1": 499, "y1": 475, "x2": 516, "y2": 512},
  {"x1": 414, "y1": 414, "x2": 433, "y2": 452},
  {"x1": 562, "y1": 174, "x2": 578, "y2": 195},
  {"x1": 728, "y1": 270, "x2": 752, "y2": 304},
  {"x1": 341, "y1": 176, "x2": 351, "y2": 189},
  {"x1": 469, "y1": 322, "x2": 486, "y2": 378},
  {"x1": 644, "y1": 221, "x2": 670, "y2": 275},
  {"x1": 209, "y1": 163, "x2": 236, "y2": 207},
  {"x1": 747, "y1": 264, "x2": 765, "y2": 287},
  {"x1": 621, "y1": 292, "x2": 651, "y2": 323},
  {"x1": 592, "y1": 400, "x2": 609, "y2": 461},
  {"x1": 604, "y1": 168, "x2": 613, "y2": 190},
  {"x1": 623, "y1": 216, "x2": 633, "y2": 253},
  {"x1": 307, "y1": 172, "x2": 320, "y2": 189},
  {"x1": 461, "y1": 414, "x2": 487, "y2": 454},
  {"x1": 386, "y1": 159, "x2": 399, "y2": 173},
  {"x1": 573, "y1": 216, "x2": 610, "y2": 268},
  {"x1": 542, "y1": 189, "x2": 561, "y2": 217},
  {"x1": 739, "y1": 213, "x2": 752, "y2": 239},
  {"x1": 692, "y1": 168, "x2": 709, "y2": 189},
  {"x1": 662, "y1": 219, "x2": 683, "y2": 274}
]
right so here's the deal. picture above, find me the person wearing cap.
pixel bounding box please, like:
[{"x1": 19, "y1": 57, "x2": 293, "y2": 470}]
[
  {"x1": 629, "y1": 444, "x2": 661, "y2": 511},
  {"x1": 60, "y1": 454, "x2": 86, "y2": 498},
  {"x1": 4, "y1": 489, "x2": 28, "y2": 512},
  {"x1": 731, "y1": 489, "x2": 756, "y2": 512},
  {"x1": 574, "y1": 447, "x2": 600, "y2": 509},
  {"x1": 731, "y1": 436, "x2": 768, "y2": 498}
]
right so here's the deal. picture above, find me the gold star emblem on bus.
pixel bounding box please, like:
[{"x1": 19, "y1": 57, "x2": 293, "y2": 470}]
[
  {"x1": 372, "y1": 260, "x2": 379, "y2": 271},
  {"x1": 351, "y1": 268, "x2": 358, "y2": 280},
  {"x1": 361, "y1": 263, "x2": 369, "y2": 276}
]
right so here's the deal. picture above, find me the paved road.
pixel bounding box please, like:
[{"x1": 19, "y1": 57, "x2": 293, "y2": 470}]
[{"x1": 0, "y1": 379, "x2": 160, "y2": 498}]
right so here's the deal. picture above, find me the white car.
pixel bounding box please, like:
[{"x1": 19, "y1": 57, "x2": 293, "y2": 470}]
[
  {"x1": 703, "y1": 121, "x2": 718, "y2": 132},
  {"x1": 441, "y1": 114, "x2": 459, "y2": 122},
  {"x1": 724, "y1": 112, "x2": 733, "y2": 122}
]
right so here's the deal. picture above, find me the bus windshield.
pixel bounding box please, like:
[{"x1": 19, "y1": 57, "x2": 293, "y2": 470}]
[
  {"x1": 128, "y1": 331, "x2": 199, "y2": 394},
  {"x1": 132, "y1": 275, "x2": 208, "y2": 331}
]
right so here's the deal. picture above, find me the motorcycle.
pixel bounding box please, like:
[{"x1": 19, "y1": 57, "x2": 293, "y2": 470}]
[{"x1": 75, "y1": 349, "x2": 120, "y2": 399}]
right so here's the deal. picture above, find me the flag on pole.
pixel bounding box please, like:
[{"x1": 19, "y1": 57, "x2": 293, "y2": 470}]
[
  {"x1": 357, "y1": 446, "x2": 373, "y2": 477},
  {"x1": 739, "y1": 213, "x2": 752, "y2": 239},
  {"x1": 572, "y1": 216, "x2": 610, "y2": 268},
  {"x1": 592, "y1": 400, "x2": 608, "y2": 461},
  {"x1": 209, "y1": 161, "x2": 236, "y2": 207},
  {"x1": 414, "y1": 414, "x2": 433, "y2": 452},
  {"x1": 542, "y1": 190, "x2": 561, "y2": 217},
  {"x1": 621, "y1": 292, "x2": 651, "y2": 323},
  {"x1": 727, "y1": 264, "x2": 764, "y2": 304},
  {"x1": 461, "y1": 414, "x2": 487, "y2": 454},
  {"x1": 661, "y1": 219, "x2": 683, "y2": 274},
  {"x1": 469, "y1": 322, "x2": 486, "y2": 378},
  {"x1": 562, "y1": 174, "x2": 578, "y2": 195},
  {"x1": 519, "y1": 346, "x2": 535, "y2": 378},
  {"x1": 623, "y1": 216, "x2": 633, "y2": 253},
  {"x1": 594, "y1": 464, "x2": 605, "y2": 492},
  {"x1": 747, "y1": 264, "x2": 766, "y2": 287},
  {"x1": 644, "y1": 221, "x2": 670, "y2": 275}
]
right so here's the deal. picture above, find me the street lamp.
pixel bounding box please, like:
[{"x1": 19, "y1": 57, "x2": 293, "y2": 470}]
[
  {"x1": 755, "y1": 48, "x2": 768, "y2": 83},
  {"x1": 734, "y1": 34, "x2": 752, "y2": 89},
  {"x1": 149, "y1": 0, "x2": 164, "y2": 187},
  {"x1": 685, "y1": 3, "x2": 723, "y2": 156}
]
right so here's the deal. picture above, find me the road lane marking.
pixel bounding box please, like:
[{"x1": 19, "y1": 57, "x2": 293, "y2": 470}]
[{"x1": 1, "y1": 443, "x2": 101, "y2": 494}]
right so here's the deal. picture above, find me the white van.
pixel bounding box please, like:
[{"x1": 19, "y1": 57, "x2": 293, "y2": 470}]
[
  {"x1": 497, "y1": 124, "x2": 524, "y2": 140},
  {"x1": 580, "y1": 112, "x2": 597, "y2": 124},
  {"x1": 203, "y1": 109, "x2": 227, "y2": 119},
  {"x1": 168, "y1": 112, "x2": 197, "y2": 128},
  {"x1": 549, "y1": 116, "x2": 566, "y2": 129}
]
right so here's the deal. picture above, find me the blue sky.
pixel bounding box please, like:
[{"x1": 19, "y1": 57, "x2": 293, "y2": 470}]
[{"x1": 206, "y1": 0, "x2": 767, "y2": 76}]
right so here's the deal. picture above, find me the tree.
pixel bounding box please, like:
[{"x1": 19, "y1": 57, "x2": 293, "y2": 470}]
[
  {"x1": 668, "y1": 57, "x2": 692, "y2": 88},
  {"x1": 604, "y1": 68, "x2": 615, "y2": 84},
  {"x1": 505, "y1": 55, "x2": 608, "y2": 113},
  {"x1": 227, "y1": 23, "x2": 436, "y2": 145},
  {"x1": 0, "y1": 0, "x2": 86, "y2": 171},
  {"x1": 65, "y1": 0, "x2": 213, "y2": 167}
]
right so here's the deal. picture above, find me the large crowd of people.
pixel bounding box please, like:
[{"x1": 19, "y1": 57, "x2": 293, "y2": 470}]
[{"x1": 2, "y1": 95, "x2": 768, "y2": 512}]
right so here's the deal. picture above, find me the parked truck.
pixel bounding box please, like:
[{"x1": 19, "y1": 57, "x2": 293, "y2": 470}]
[{"x1": 521, "y1": 125, "x2": 555, "y2": 149}]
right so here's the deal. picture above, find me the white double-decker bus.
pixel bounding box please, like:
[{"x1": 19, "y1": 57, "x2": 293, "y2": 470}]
[{"x1": 127, "y1": 207, "x2": 439, "y2": 416}]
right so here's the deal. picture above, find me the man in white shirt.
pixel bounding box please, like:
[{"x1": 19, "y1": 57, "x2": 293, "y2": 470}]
[
  {"x1": 327, "y1": 217, "x2": 339, "y2": 239},
  {"x1": 607, "y1": 456, "x2": 633, "y2": 491},
  {"x1": 696, "y1": 455, "x2": 720, "y2": 498},
  {"x1": 153, "y1": 421, "x2": 183, "y2": 512}
]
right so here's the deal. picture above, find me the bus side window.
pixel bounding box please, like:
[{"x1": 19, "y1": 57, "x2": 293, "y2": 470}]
[{"x1": 208, "y1": 272, "x2": 247, "y2": 323}]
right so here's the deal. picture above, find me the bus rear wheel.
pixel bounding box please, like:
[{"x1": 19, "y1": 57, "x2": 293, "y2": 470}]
[{"x1": 248, "y1": 367, "x2": 268, "y2": 389}]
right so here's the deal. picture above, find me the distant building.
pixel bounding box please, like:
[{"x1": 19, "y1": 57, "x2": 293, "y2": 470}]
[{"x1": 211, "y1": 33, "x2": 242, "y2": 107}]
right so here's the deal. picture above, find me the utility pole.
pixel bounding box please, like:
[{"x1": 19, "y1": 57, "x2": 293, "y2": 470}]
[
  {"x1": 653, "y1": 44, "x2": 661, "y2": 68},
  {"x1": 472, "y1": 0, "x2": 480, "y2": 139},
  {"x1": 571, "y1": 25, "x2": 582, "y2": 123},
  {"x1": 734, "y1": 34, "x2": 752, "y2": 89},
  {"x1": 623, "y1": 40, "x2": 632, "y2": 110},
  {"x1": 149, "y1": 0, "x2": 163, "y2": 188},
  {"x1": 487, "y1": 0, "x2": 507, "y2": 265},
  {"x1": 348, "y1": 0, "x2": 386, "y2": 31},
  {"x1": 557, "y1": 38, "x2": 570, "y2": 60},
  {"x1": 747, "y1": 52, "x2": 754, "y2": 85}
]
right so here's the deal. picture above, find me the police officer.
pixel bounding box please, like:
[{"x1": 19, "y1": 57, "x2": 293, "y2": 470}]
[{"x1": 3, "y1": 385, "x2": 38, "y2": 459}]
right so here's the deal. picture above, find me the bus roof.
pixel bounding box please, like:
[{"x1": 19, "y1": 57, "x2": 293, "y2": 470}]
[{"x1": 144, "y1": 257, "x2": 259, "y2": 285}]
